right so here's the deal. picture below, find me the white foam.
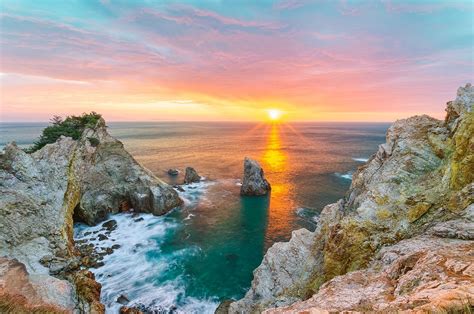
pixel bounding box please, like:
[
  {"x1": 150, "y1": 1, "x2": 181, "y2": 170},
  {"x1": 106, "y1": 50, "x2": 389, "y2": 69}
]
[
  {"x1": 352, "y1": 157, "x2": 368, "y2": 162},
  {"x1": 334, "y1": 172, "x2": 352, "y2": 180},
  {"x1": 73, "y1": 179, "x2": 222, "y2": 313},
  {"x1": 74, "y1": 213, "x2": 218, "y2": 313}
]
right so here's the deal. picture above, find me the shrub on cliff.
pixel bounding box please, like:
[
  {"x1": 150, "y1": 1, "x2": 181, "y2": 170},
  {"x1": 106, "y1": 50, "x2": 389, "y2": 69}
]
[{"x1": 27, "y1": 112, "x2": 102, "y2": 153}]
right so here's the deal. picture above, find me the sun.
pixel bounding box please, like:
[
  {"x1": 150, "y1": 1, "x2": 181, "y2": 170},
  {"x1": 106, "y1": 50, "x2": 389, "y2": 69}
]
[{"x1": 267, "y1": 109, "x2": 282, "y2": 121}]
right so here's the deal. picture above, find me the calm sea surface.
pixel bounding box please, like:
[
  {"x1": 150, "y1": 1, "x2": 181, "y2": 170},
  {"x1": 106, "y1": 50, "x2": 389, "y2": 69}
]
[{"x1": 1, "y1": 121, "x2": 389, "y2": 313}]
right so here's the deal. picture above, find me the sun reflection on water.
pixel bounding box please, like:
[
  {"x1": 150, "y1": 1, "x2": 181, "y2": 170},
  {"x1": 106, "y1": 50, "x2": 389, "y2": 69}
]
[{"x1": 261, "y1": 124, "x2": 296, "y2": 246}]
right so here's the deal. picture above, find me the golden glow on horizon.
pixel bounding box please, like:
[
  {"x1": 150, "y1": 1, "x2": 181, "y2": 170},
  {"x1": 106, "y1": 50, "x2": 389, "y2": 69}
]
[{"x1": 267, "y1": 109, "x2": 282, "y2": 121}]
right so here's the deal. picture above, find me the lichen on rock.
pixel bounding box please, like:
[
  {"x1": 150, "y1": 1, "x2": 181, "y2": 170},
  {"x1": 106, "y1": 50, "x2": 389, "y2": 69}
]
[{"x1": 229, "y1": 84, "x2": 474, "y2": 313}]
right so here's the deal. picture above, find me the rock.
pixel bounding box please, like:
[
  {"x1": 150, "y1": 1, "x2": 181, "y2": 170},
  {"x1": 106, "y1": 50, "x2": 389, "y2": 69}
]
[
  {"x1": 230, "y1": 84, "x2": 474, "y2": 313},
  {"x1": 134, "y1": 217, "x2": 144, "y2": 222},
  {"x1": 167, "y1": 168, "x2": 179, "y2": 176},
  {"x1": 0, "y1": 116, "x2": 182, "y2": 312},
  {"x1": 184, "y1": 167, "x2": 201, "y2": 184},
  {"x1": 0, "y1": 257, "x2": 76, "y2": 312},
  {"x1": 116, "y1": 294, "x2": 130, "y2": 305},
  {"x1": 97, "y1": 234, "x2": 108, "y2": 241},
  {"x1": 173, "y1": 185, "x2": 185, "y2": 192},
  {"x1": 71, "y1": 269, "x2": 105, "y2": 313},
  {"x1": 120, "y1": 306, "x2": 144, "y2": 314},
  {"x1": 263, "y1": 236, "x2": 474, "y2": 313},
  {"x1": 240, "y1": 157, "x2": 271, "y2": 196},
  {"x1": 102, "y1": 219, "x2": 117, "y2": 232},
  {"x1": 215, "y1": 300, "x2": 233, "y2": 314}
]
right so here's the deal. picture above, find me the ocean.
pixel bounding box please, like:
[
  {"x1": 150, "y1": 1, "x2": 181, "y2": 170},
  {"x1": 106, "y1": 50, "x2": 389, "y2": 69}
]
[{"x1": 1, "y1": 121, "x2": 389, "y2": 313}]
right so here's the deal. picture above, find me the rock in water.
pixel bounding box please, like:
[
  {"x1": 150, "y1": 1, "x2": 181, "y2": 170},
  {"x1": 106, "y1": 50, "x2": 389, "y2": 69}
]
[
  {"x1": 240, "y1": 157, "x2": 271, "y2": 196},
  {"x1": 229, "y1": 85, "x2": 474, "y2": 313},
  {"x1": 184, "y1": 166, "x2": 201, "y2": 184},
  {"x1": 167, "y1": 168, "x2": 179, "y2": 176}
]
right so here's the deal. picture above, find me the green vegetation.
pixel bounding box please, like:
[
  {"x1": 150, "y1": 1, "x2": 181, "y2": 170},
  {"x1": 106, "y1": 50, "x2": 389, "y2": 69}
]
[{"x1": 27, "y1": 112, "x2": 102, "y2": 153}]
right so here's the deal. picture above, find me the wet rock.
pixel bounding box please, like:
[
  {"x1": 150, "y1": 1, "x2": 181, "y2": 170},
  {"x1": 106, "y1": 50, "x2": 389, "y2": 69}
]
[
  {"x1": 102, "y1": 219, "x2": 117, "y2": 232},
  {"x1": 111, "y1": 244, "x2": 121, "y2": 250},
  {"x1": 120, "y1": 306, "x2": 144, "y2": 314},
  {"x1": 173, "y1": 185, "x2": 185, "y2": 192},
  {"x1": 116, "y1": 294, "x2": 130, "y2": 305},
  {"x1": 97, "y1": 234, "x2": 108, "y2": 241},
  {"x1": 240, "y1": 157, "x2": 271, "y2": 196},
  {"x1": 184, "y1": 167, "x2": 201, "y2": 184},
  {"x1": 134, "y1": 217, "x2": 144, "y2": 222},
  {"x1": 215, "y1": 300, "x2": 233, "y2": 314},
  {"x1": 167, "y1": 169, "x2": 179, "y2": 176}
]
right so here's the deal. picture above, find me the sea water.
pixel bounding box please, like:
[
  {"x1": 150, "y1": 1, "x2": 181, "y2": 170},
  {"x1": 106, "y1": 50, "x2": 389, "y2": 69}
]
[{"x1": 1, "y1": 121, "x2": 389, "y2": 313}]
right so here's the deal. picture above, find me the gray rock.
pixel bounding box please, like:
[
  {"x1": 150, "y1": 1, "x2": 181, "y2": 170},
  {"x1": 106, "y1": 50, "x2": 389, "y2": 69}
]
[
  {"x1": 0, "y1": 117, "x2": 182, "y2": 312},
  {"x1": 240, "y1": 157, "x2": 271, "y2": 196},
  {"x1": 117, "y1": 294, "x2": 130, "y2": 305},
  {"x1": 167, "y1": 169, "x2": 179, "y2": 176},
  {"x1": 230, "y1": 84, "x2": 474, "y2": 313},
  {"x1": 184, "y1": 167, "x2": 201, "y2": 184}
]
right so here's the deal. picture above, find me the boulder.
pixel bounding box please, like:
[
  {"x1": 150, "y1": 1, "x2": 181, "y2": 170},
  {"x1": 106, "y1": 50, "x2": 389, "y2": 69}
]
[
  {"x1": 184, "y1": 167, "x2": 201, "y2": 184},
  {"x1": 240, "y1": 157, "x2": 271, "y2": 196}
]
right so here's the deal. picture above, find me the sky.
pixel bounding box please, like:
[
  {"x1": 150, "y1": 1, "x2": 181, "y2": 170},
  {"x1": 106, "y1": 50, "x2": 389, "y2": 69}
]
[{"x1": 0, "y1": 0, "x2": 472, "y2": 122}]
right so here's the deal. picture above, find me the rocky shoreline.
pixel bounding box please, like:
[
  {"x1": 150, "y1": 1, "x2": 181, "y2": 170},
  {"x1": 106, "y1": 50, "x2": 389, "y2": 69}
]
[
  {"x1": 1, "y1": 84, "x2": 472, "y2": 313},
  {"x1": 228, "y1": 84, "x2": 474, "y2": 313},
  {"x1": 0, "y1": 118, "x2": 182, "y2": 313}
]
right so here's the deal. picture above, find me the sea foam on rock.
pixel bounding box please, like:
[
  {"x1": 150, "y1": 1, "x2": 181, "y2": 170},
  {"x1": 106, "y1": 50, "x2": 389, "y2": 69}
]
[
  {"x1": 0, "y1": 117, "x2": 182, "y2": 312},
  {"x1": 228, "y1": 84, "x2": 474, "y2": 313},
  {"x1": 240, "y1": 157, "x2": 271, "y2": 196}
]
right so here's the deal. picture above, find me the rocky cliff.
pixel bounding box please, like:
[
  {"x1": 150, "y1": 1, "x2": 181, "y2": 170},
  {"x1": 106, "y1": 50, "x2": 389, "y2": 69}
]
[
  {"x1": 0, "y1": 118, "x2": 182, "y2": 313},
  {"x1": 229, "y1": 83, "x2": 473, "y2": 313}
]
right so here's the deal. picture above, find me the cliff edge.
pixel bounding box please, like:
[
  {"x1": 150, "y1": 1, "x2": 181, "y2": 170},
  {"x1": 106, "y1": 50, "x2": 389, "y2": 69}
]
[
  {"x1": 229, "y1": 83, "x2": 474, "y2": 313},
  {"x1": 0, "y1": 118, "x2": 182, "y2": 313}
]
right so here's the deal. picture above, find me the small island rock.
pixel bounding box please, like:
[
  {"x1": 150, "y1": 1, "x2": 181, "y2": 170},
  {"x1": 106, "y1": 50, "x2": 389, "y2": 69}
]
[
  {"x1": 240, "y1": 157, "x2": 271, "y2": 196},
  {"x1": 184, "y1": 167, "x2": 201, "y2": 184},
  {"x1": 167, "y1": 169, "x2": 179, "y2": 176}
]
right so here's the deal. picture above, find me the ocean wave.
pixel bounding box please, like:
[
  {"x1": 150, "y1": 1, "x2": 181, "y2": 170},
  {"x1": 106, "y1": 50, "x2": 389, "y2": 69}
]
[
  {"x1": 334, "y1": 172, "x2": 353, "y2": 180},
  {"x1": 352, "y1": 157, "x2": 369, "y2": 162},
  {"x1": 74, "y1": 213, "x2": 218, "y2": 313}
]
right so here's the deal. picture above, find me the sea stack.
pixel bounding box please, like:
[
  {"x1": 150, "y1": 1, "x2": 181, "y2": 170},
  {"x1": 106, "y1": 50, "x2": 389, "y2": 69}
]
[
  {"x1": 184, "y1": 167, "x2": 201, "y2": 184},
  {"x1": 240, "y1": 157, "x2": 271, "y2": 196}
]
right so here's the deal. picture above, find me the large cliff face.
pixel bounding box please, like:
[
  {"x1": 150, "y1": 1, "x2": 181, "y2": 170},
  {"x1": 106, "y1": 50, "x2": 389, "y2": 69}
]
[
  {"x1": 0, "y1": 119, "x2": 182, "y2": 313},
  {"x1": 230, "y1": 84, "x2": 473, "y2": 313}
]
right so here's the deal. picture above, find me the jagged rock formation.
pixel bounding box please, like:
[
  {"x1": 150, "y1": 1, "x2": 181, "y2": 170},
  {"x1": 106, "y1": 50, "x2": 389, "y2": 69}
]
[
  {"x1": 0, "y1": 118, "x2": 182, "y2": 312},
  {"x1": 184, "y1": 166, "x2": 201, "y2": 184},
  {"x1": 229, "y1": 84, "x2": 474, "y2": 313},
  {"x1": 240, "y1": 157, "x2": 271, "y2": 196}
]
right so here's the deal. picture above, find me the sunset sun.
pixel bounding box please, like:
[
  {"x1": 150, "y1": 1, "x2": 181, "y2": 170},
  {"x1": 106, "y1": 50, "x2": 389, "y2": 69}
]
[{"x1": 268, "y1": 109, "x2": 282, "y2": 121}]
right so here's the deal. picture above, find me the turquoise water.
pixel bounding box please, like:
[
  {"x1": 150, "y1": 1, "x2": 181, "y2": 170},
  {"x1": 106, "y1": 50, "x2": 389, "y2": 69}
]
[{"x1": 2, "y1": 122, "x2": 389, "y2": 313}]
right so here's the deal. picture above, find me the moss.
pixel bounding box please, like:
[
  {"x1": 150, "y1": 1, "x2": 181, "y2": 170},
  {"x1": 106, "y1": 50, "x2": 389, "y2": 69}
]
[
  {"x1": 407, "y1": 202, "x2": 431, "y2": 222},
  {"x1": 320, "y1": 219, "x2": 379, "y2": 285},
  {"x1": 376, "y1": 208, "x2": 392, "y2": 220},
  {"x1": 61, "y1": 149, "x2": 82, "y2": 255},
  {"x1": 375, "y1": 195, "x2": 389, "y2": 206},
  {"x1": 450, "y1": 112, "x2": 474, "y2": 190}
]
